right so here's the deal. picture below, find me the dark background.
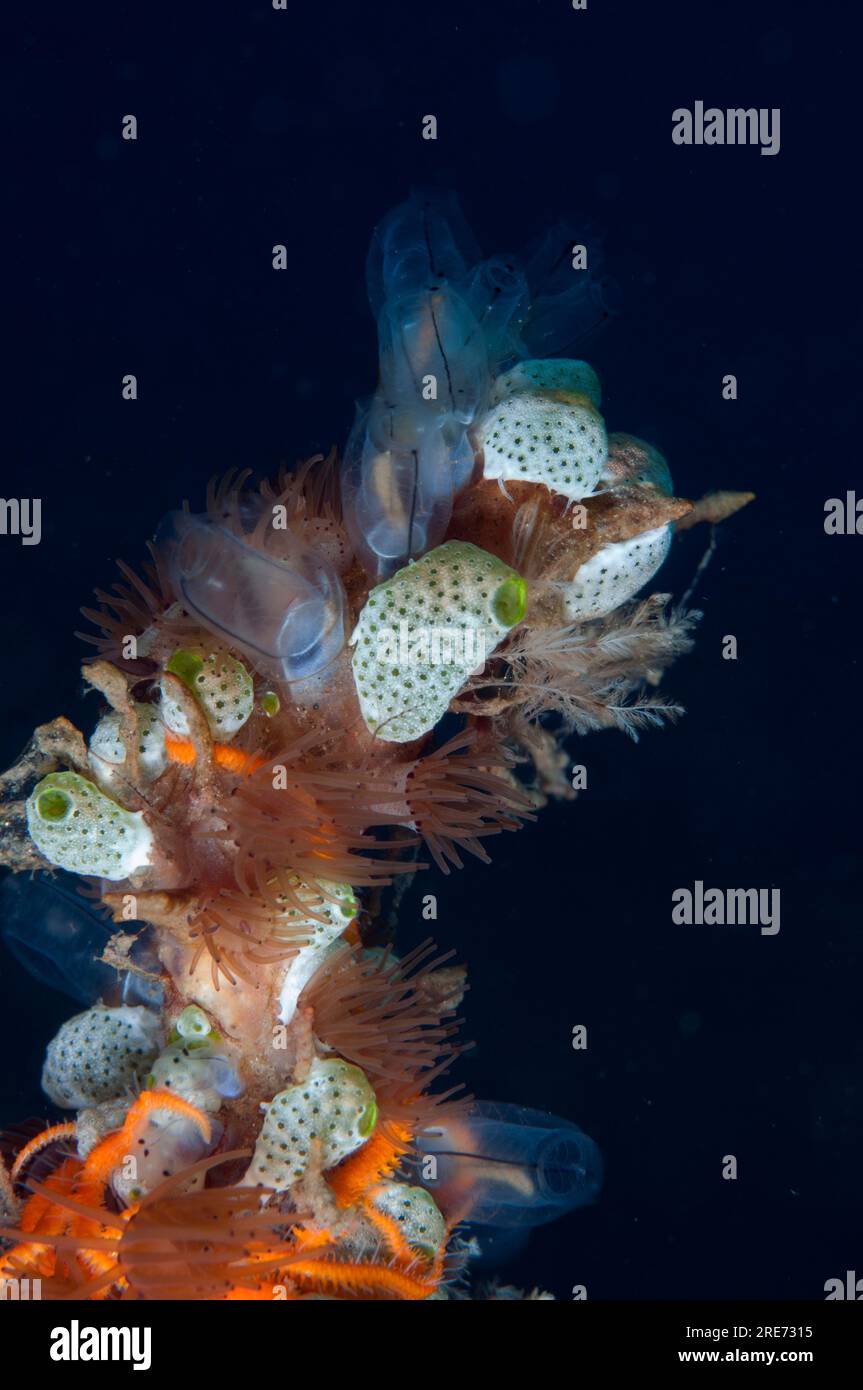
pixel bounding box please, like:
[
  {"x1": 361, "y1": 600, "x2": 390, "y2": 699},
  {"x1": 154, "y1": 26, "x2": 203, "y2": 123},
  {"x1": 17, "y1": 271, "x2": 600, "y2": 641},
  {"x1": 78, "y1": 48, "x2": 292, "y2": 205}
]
[{"x1": 0, "y1": 1, "x2": 859, "y2": 1299}]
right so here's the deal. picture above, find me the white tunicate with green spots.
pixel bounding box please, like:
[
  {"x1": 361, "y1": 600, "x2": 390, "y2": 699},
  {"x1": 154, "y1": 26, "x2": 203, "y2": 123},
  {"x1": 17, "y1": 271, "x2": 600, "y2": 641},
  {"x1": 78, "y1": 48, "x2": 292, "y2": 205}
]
[
  {"x1": 161, "y1": 647, "x2": 254, "y2": 739},
  {"x1": 601, "y1": 433, "x2": 674, "y2": 495},
  {"x1": 277, "y1": 880, "x2": 358, "y2": 1026},
  {"x1": 562, "y1": 525, "x2": 672, "y2": 622},
  {"x1": 26, "y1": 771, "x2": 154, "y2": 880},
  {"x1": 244, "y1": 1058, "x2": 377, "y2": 1190},
  {"x1": 111, "y1": 1110, "x2": 217, "y2": 1205},
  {"x1": 147, "y1": 1041, "x2": 242, "y2": 1115},
  {"x1": 489, "y1": 358, "x2": 601, "y2": 410},
  {"x1": 142, "y1": 1005, "x2": 241, "y2": 1113},
  {"x1": 351, "y1": 540, "x2": 527, "y2": 743},
  {"x1": 41, "y1": 1004, "x2": 163, "y2": 1109},
  {"x1": 478, "y1": 390, "x2": 607, "y2": 502},
  {"x1": 87, "y1": 703, "x2": 167, "y2": 793},
  {"x1": 371, "y1": 1181, "x2": 447, "y2": 1257}
]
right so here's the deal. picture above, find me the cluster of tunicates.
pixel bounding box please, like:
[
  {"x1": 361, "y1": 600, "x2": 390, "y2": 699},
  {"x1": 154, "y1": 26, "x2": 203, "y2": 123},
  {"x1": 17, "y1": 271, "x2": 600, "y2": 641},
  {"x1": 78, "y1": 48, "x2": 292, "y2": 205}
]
[{"x1": 6, "y1": 192, "x2": 709, "y2": 1296}]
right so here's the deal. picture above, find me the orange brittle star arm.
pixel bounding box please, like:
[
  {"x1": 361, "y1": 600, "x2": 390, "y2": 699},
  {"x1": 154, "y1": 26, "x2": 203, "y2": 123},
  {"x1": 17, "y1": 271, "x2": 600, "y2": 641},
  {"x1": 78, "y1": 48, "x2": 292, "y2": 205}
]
[
  {"x1": 10, "y1": 1121, "x2": 78, "y2": 1184},
  {"x1": 327, "y1": 1122, "x2": 413, "y2": 1208},
  {"x1": 67, "y1": 1090, "x2": 212, "y2": 1291},
  {"x1": 0, "y1": 1156, "x2": 84, "y2": 1280}
]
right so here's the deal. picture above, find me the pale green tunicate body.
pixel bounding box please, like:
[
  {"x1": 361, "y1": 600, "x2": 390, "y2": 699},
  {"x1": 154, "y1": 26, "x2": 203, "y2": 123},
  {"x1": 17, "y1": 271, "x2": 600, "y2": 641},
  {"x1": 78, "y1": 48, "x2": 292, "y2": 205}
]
[
  {"x1": 161, "y1": 647, "x2": 254, "y2": 739},
  {"x1": 244, "y1": 1058, "x2": 377, "y2": 1190},
  {"x1": 26, "y1": 771, "x2": 154, "y2": 880},
  {"x1": 147, "y1": 1042, "x2": 242, "y2": 1115},
  {"x1": 277, "y1": 880, "x2": 358, "y2": 1026},
  {"x1": 142, "y1": 1005, "x2": 242, "y2": 1114},
  {"x1": 562, "y1": 524, "x2": 672, "y2": 622},
  {"x1": 489, "y1": 358, "x2": 601, "y2": 410},
  {"x1": 41, "y1": 1004, "x2": 163, "y2": 1109},
  {"x1": 601, "y1": 433, "x2": 674, "y2": 495},
  {"x1": 478, "y1": 377, "x2": 607, "y2": 502},
  {"x1": 87, "y1": 703, "x2": 167, "y2": 792},
  {"x1": 371, "y1": 1181, "x2": 447, "y2": 1257},
  {"x1": 111, "y1": 1109, "x2": 217, "y2": 1205},
  {"x1": 351, "y1": 541, "x2": 527, "y2": 743}
]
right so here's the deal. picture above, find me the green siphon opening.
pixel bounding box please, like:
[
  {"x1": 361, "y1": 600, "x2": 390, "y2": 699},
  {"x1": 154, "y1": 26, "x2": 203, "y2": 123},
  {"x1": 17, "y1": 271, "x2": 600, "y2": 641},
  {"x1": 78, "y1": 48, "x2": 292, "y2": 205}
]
[
  {"x1": 176, "y1": 1004, "x2": 210, "y2": 1037},
  {"x1": 167, "y1": 649, "x2": 205, "y2": 689},
  {"x1": 492, "y1": 575, "x2": 527, "y2": 627},
  {"x1": 359, "y1": 1098, "x2": 378, "y2": 1139},
  {"x1": 37, "y1": 788, "x2": 73, "y2": 823},
  {"x1": 261, "y1": 691, "x2": 280, "y2": 718}
]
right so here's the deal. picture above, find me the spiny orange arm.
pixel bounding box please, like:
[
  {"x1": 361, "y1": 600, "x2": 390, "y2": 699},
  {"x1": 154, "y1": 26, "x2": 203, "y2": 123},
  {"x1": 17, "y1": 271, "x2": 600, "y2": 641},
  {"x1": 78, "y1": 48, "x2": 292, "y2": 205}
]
[
  {"x1": 18, "y1": 1157, "x2": 83, "y2": 1235},
  {"x1": 68, "y1": 1090, "x2": 209, "y2": 1281},
  {"x1": 288, "y1": 1256, "x2": 439, "y2": 1301},
  {"x1": 361, "y1": 1195, "x2": 421, "y2": 1268},
  {"x1": 218, "y1": 1232, "x2": 335, "y2": 1299},
  {"x1": 0, "y1": 1239, "x2": 56, "y2": 1281},
  {"x1": 73, "y1": 1245, "x2": 126, "y2": 1295},
  {"x1": 62, "y1": 1091, "x2": 209, "y2": 1297},
  {"x1": 68, "y1": 1087, "x2": 212, "y2": 1269},
  {"x1": 327, "y1": 1123, "x2": 413, "y2": 1209},
  {"x1": 164, "y1": 732, "x2": 265, "y2": 775},
  {"x1": 81, "y1": 1089, "x2": 212, "y2": 1188},
  {"x1": 288, "y1": 1226, "x2": 336, "y2": 1253},
  {"x1": 361, "y1": 1192, "x2": 451, "y2": 1289},
  {"x1": 0, "y1": 1157, "x2": 82, "y2": 1280},
  {"x1": 10, "y1": 1122, "x2": 78, "y2": 1183},
  {"x1": 2, "y1": 1204, "x2": 129, "y2": 1297}
]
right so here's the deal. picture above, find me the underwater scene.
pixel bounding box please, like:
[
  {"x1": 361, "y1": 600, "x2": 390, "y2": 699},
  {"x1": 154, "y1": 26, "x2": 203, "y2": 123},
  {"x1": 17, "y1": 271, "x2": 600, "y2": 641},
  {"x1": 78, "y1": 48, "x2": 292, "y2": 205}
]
[{"x1": 0, "y1": 0, "x2": 859, "y2": 1349}]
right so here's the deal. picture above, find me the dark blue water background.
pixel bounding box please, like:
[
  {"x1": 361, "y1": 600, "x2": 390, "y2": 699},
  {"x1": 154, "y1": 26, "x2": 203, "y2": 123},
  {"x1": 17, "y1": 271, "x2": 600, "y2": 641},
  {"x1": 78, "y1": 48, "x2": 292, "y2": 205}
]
[{"x1": 0, "y1": 1, "x2": 858, "y2": 1299}]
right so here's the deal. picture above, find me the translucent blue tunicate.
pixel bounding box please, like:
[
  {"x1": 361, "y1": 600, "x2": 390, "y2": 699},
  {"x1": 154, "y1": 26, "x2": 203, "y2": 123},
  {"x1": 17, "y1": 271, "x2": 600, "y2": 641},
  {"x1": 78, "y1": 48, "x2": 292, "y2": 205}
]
[
  {"x1": 122, "y1": 970, "x2": 165, "y2": 1010},
  {"x1": 443, "y1": 418, "x2": 480, "y2": 493},
  {"x1": 416, "y1": 1100, "x2": 603, "y2": 1228},
  {"x1": 203, "y1": 1056, "x2": 244, "y2": 1099},
  {"x1": 156, "y1": 510, "x2": 347, "y2": 684},
  {"x1": 460, "y1": 255, "x2": 530, "y2": 371},
  {"x1": 345, "y1": 197, "x2": 493, "y2": 577},
  {"x1": 120, "y1": 933, "x2": 166, "y2": 1010},
  {"x1": 0, "y1": 870, "x2": 119, "y2": 1004},
  {"x1": 520, "y1": 278, "x2": 614, "y2": 357},
  {"x1": 344, "y1": 190, "x2": 613, "y2": 577},
  {"x1": 376, "y1": 286, "x2": 489, "y2": 431},
  {"x1": 365, "y1": 187, "x2": 479, "y2": 317},
  {"x1": 520, "y1": 220, "x2": 616, "y2": 356},
  {"x1": 342, "y1": 406, "x2": 461, "y2": 573}
]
